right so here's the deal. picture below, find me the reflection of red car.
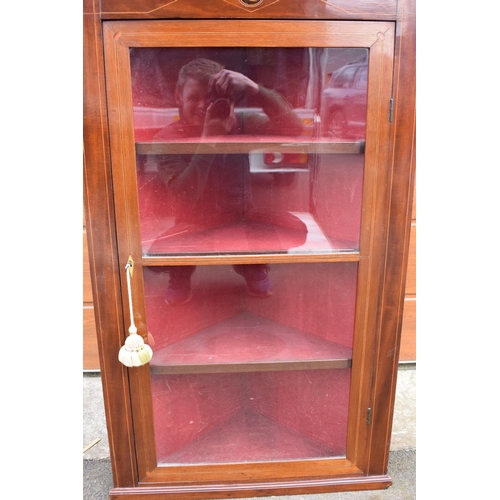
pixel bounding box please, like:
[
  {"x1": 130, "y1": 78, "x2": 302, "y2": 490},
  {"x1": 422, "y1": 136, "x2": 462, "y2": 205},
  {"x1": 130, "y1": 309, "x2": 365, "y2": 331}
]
[
  {"x1": 321, "y1": 60, "x2": 368, "y2": 140},
  {"x1": 248, "y1": 107, "x2": 317, "y2": 186}
]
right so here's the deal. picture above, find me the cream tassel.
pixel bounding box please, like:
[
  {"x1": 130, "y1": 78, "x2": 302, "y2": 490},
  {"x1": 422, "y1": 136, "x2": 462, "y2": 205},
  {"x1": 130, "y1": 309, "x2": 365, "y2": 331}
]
[{"x1": 118, "y1": 259, "x2": 153, "y2": 367}]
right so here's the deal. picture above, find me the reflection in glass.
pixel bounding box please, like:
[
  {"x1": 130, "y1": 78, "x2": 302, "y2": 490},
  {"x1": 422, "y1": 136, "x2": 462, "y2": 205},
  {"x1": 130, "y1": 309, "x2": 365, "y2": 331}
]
[
  {"x1": 131, "y1": 49, "x2": 366, "y2": 466},
  {"x1": 132, "y1": 48, "x2": 368, "y2": 256}
]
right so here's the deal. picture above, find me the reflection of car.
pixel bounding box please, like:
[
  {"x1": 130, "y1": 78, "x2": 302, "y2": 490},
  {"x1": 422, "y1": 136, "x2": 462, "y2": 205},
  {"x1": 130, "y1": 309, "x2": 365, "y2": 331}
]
[
  {"x1": 248, "y1": 108, "x2": 317, "y2": 186},
  {"x1": 249, "y1": 147, "x2": 309, "y2": 187},
  {"x1": 321, "y1": 60, "x2": 368, "y2": 140}
]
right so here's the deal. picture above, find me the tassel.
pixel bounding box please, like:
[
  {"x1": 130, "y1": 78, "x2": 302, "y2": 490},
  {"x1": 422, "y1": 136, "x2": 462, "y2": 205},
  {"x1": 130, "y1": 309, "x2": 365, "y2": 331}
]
[{"x1": 118, "y1": 259, "x2": 153, "y2": 367}]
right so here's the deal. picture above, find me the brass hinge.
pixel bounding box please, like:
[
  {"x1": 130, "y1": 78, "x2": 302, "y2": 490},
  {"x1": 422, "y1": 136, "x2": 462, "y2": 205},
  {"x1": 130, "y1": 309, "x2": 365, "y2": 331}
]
[
  {"x1": 389, "y1": 98, "x2": 394, "y2": 123},
  {"x1": 366, "y1": 407, "x2": 372, "y2": 425}
]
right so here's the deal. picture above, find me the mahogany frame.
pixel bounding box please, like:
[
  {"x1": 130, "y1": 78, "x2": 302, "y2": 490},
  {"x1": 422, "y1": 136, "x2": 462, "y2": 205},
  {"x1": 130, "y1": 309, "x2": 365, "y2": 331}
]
[{"x1": 83, "y1": 1, "x2": 416, "y2": 498}]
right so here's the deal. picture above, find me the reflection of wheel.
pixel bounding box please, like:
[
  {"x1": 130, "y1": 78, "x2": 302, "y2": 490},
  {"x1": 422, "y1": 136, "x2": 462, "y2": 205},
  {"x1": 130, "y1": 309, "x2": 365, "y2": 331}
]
[
  {"x1": 326, "y1": 110, "x2": 347, "y2": 139},
  {"x1": 273, "y1": 172, "x2": 295, "y2": 187}
]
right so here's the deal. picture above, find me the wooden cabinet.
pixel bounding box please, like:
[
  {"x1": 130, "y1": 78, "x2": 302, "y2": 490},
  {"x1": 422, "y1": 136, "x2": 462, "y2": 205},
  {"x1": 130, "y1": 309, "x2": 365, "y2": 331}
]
[{"x1": 83, "y1": 0, "x2": 415, "y2": 497}]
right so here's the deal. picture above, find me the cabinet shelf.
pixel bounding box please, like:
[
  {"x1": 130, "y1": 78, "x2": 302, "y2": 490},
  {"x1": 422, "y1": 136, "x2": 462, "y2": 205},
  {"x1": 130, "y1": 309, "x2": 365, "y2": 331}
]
[
  {"x1": 150, "y1": 312, "x2": 352, "y2": 374},
  {"x1": 135, "y1": 138, "x2": 364, "y2": 156},
  {"x1": 157, "y1": 409, "x2": 339, "y2": 465},
  {"x1": 143, "y1": 252, "x2": 360, "y2": 267},
  {"x1": 142, "y1": 213, "x2": 359, "y2": 256}
]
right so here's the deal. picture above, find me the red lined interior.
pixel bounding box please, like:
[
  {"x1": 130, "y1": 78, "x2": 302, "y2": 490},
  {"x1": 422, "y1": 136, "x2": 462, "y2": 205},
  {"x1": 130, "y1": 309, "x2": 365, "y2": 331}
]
[
  {"x1": 152, "y1": 369, "x2": 350, "y2": 464},
  {"x1": 136, "y1": 153, "x2": 363, "y2": 255},
  {"x1": 146, "y1": 264, "x2": 356, "y2": 464},
  {"x1": 132, "y1": 47, "x2": 367, "y2": 466}
]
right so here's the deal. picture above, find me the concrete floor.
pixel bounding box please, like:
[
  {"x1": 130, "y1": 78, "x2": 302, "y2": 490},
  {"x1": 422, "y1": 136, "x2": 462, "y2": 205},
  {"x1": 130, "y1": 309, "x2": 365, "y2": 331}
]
[{"x1": 83, "y1": 365, "x2": 415, "y2": 499}]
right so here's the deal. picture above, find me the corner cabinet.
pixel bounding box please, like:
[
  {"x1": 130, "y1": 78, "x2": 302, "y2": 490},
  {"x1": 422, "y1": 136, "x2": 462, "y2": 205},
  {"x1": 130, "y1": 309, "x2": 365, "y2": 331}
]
[{"x1": 83, "y1": 1, "x2": 415, "y2": 498}]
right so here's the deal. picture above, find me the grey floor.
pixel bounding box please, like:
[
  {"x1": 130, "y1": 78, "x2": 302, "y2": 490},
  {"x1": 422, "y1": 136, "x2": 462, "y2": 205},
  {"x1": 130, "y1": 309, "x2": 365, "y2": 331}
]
[
  {"x1": 83, "y1": 449, "x2": 415, "y2": 500},
  {"x1": 83, "y1": 365, "x2": 415, "y2": 500}
]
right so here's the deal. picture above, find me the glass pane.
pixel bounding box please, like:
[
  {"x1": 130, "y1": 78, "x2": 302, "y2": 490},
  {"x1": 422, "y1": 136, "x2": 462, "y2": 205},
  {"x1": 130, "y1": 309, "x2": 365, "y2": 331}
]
[
  {"x1": 131, "y1": 47, "x2": 368, "y2": 256},
  {"x1": 145, "y1": 262, "x2": 357, "y2": 464}
]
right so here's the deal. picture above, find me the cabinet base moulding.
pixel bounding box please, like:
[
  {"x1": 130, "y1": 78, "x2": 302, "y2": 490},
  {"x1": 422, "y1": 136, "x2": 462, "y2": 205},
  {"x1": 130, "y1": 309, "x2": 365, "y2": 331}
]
[{"x1": 110, "y1": 475, "x2": 392, "y2": 499}]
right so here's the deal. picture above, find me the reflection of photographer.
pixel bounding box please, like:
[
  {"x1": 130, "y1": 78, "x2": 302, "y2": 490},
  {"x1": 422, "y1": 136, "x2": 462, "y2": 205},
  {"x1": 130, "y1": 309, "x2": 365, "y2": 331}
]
[
  {"x1": 206, "y1": 69, "x2": 259, "y2": 120},
  {"x1": 149, "y1": 59, "x2": 307, "y2": 305},
  {"x1": 154, "y1": 58, "x2": 304, "y2": 225},
  {"x1": 155, "y1": 57, "x2": 303, "y2": 139},
  {"x1": 208, "y1": 96, "x2": 231, "y2": 119}
]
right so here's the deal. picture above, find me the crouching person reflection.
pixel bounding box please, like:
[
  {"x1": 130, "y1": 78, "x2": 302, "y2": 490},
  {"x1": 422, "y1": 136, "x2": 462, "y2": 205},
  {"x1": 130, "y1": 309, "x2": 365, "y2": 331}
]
[{"x1": 150, "y1": 59, "x2": 306, "y2": 303}]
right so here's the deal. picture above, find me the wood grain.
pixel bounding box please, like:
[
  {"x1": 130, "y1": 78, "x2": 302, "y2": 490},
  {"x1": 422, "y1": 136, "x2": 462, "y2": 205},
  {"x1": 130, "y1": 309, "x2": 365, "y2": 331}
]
[
  {"x1": 84, "y1": 0, "x2": 139, "y2": 486},
  {"x1": 100, "y1": 0, "x2": 397, "y2": 20},
  {"x1": 364, "y1": 0, "x2": 416, "y2": 477}
]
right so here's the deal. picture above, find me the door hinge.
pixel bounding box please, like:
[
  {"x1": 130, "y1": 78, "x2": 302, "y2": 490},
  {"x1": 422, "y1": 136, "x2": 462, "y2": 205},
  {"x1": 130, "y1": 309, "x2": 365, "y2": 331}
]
[
  {"x1": 366, "y1": 407, "x2": 372, "y2": 425},
  {"x1": 389, "y1": 98, "x2": 394, "y2": 123}
]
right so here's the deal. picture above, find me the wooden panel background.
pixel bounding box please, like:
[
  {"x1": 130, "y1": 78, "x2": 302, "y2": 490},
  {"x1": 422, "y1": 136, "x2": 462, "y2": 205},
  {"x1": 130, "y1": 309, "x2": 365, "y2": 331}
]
[
  {"x1": 83, "y1": 214, "x2": 100, "y2": 370},
  {"x1": 400, "y1": 193, "x2": 416, "y2": 362},
  {"x1": 83, "y1": 187, "x2": 416, "y2": 370}
]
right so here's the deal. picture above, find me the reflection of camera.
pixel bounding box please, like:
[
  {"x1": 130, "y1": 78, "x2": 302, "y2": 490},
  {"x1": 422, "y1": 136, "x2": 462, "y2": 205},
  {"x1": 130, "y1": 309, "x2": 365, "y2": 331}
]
[{"x1": 209, "y1": 97, "x2": 231, "y2": 119}]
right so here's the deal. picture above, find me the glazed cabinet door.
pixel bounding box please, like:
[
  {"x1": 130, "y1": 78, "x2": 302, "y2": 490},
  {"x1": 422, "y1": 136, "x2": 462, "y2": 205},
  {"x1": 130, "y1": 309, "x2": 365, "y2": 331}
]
[{"x1": 103, "y1": 19, "x2": 394, "y2": 493}]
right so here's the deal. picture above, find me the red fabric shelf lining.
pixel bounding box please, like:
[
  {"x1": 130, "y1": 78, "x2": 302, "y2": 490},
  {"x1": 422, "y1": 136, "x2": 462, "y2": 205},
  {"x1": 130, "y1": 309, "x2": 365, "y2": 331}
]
[
  {"x1": 157, "y1": 409, "x2": 340, "y2": 465},
  {"x1": 152, "y1": 369, "x2": 351, "y2": 462},
  {"x1": 150, "y1": 311, "x2": 352, "y2": 373}
]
